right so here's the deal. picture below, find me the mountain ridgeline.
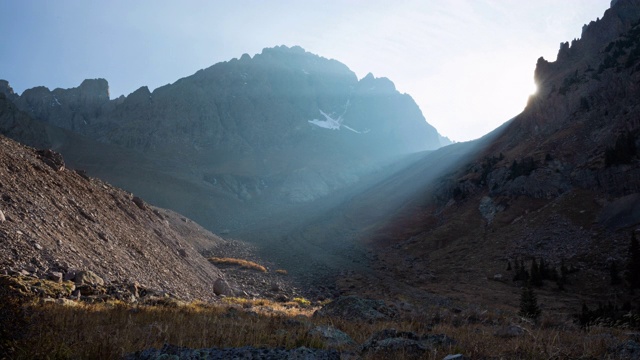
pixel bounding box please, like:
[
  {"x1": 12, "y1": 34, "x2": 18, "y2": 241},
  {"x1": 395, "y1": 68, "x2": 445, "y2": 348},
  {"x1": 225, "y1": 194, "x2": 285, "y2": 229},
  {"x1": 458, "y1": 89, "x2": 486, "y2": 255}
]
[
  {"x1": 0, "y1": 46, "x2": 447, "y2": 239},
  {"x1": 2, "y1": 46, "x2": 444, "y2": 155}
]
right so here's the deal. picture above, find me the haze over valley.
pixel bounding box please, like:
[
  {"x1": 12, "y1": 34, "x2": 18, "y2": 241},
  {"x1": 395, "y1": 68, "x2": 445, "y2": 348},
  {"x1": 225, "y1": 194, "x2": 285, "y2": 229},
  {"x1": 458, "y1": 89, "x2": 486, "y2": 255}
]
[{"x1": 1, "y1": 1, "x2": 640, "y2": 359}]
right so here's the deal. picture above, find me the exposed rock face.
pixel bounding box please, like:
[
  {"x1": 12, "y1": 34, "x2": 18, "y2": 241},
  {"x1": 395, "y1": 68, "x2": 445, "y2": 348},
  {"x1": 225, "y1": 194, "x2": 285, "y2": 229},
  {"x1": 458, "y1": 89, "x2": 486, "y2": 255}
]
[
  {"x1": 0, "y1": 80, "x2": 17, "y2": 101},
  {"x1": 0, "y1": 46, "x2": 449, "y2": 244},
  {"x1": 12, "y1": 79, "x2": 109, "y2": 132},
  {"x1": 4, "y1": 47, "x2": 444, "y2": 157}
]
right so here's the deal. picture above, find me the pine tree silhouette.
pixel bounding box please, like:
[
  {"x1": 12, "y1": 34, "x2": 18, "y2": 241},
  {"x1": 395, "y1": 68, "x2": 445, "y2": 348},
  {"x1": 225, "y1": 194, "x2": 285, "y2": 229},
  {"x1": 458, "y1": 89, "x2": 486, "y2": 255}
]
[
  {"x1": 531, "y1": 258, "x2": 543, "y2": 287},
  {"x1": 519, "y1": 284, "x2": 541, "y2": 321}
]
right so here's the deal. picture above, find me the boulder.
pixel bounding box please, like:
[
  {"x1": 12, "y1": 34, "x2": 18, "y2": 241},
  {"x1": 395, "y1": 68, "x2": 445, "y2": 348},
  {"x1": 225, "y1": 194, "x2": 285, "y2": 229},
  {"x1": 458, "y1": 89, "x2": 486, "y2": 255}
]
[
  {"x1": 309, "y1": 325, "x2": 356, "y2": 348},
  {"x1": 313, "y1": 295, "x2": 395, "y2": 321},
  {"x1": 0, "y1": 209, "x2": 5, "y2": 223},
  {"x1": 74, "y1": 270, "x2": 104, "y2": 286},
  {"x1": 213, "y1": 278, "x2": 235, "y2": 297},
  {"x1": 36, "y1": 149, "x2": 65, "y2": 171},
  {"x1": 132, "y1": 196, "x2": 146, "y2": 210},
  {"x1": 46, "y1": 271, "x2": 63, "y2": 283}
]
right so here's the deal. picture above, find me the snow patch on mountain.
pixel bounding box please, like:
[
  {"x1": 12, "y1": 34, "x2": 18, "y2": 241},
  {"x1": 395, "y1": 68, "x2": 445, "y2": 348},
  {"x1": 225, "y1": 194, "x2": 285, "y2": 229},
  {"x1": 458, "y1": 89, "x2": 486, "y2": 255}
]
[{"x1": 307, "y1": 108, "x2": 368, "y2": 134}]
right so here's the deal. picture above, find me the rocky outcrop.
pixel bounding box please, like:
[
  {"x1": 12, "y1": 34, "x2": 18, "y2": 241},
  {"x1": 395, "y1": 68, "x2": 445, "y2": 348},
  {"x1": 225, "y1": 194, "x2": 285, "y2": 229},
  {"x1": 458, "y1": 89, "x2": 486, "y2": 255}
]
[
  {"x1": 12, "y1": 79, "x2": 110, "y2": 132},
  {"x1": 0, "y1": 80, "x2": 17, "y2": 102},
  {"x1": 36, "y1": 149, "x2": 65, "y2": 171},
  {"x1": 313, "y1": 295, "x2": 395, "y2": 321}
]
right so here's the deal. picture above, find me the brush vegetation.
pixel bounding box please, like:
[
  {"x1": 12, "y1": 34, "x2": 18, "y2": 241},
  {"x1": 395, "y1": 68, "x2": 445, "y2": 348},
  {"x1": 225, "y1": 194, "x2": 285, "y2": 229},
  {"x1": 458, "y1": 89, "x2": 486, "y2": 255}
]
[{"x1": 207, "y1": 257, "x2": 268, "y2": 272}]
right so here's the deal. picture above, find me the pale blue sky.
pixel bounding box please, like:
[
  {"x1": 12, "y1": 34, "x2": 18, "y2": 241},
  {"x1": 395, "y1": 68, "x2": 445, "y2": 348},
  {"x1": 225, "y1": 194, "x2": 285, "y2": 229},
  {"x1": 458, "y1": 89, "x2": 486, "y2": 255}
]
[{"x1": 0, "y1": 0, "x2": 610, "y2": 141}]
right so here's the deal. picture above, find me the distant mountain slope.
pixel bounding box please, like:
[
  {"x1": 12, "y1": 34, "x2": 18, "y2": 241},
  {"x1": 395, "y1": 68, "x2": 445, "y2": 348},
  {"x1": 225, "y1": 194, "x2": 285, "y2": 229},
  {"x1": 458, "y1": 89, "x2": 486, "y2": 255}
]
[{"x1": 0, "y1": 46, "x2": 449, "y2": 242}]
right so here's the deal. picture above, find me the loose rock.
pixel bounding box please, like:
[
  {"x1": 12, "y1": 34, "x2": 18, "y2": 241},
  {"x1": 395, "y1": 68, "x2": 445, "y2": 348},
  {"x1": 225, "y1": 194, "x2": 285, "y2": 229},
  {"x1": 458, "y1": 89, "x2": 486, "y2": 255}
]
[
  {"x1": 132, "y1": 196, "x2": 146, "y2": 210},
  {"x1": 74, "y1": 270, "x2": 104, "y2": 286},
  {"x1": 309, "y1": 325, "x2": 356, "y2": 348},
  {"x1": 213, "y1": 278, "x2": 235, "y2": 297}
]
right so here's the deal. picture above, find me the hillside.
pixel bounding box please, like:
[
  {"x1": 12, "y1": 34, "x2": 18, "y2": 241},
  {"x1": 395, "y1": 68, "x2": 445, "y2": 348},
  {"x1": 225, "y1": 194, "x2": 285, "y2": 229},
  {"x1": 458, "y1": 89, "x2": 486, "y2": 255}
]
[
  {"x1": 0, "y1": 117, "x2": 245, "y2": 303},
  {"x1": 326, "y1": 0, "x2": 640, "y2": 313}
]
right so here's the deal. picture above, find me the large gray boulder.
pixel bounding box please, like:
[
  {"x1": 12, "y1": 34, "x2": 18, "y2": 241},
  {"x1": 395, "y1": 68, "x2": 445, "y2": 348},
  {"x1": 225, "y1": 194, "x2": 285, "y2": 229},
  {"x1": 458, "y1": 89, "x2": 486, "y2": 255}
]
[
  {"x1": 213, "y1": 278, "x2": 235, "y2": 297},
  {"x1": 73, "y1": 270, "x2": 104, "y2": 286}
]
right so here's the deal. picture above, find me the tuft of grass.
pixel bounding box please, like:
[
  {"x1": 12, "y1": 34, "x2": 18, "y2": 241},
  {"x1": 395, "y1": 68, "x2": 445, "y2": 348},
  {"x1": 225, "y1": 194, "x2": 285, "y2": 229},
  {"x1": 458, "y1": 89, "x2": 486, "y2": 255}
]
[
  {"x1": 207, "y1": 257, "x2": 267, "y2": 272},
  {"x1": 293, "y1": 297, "x2": 311, "y2": 307},
  {"x1": 275, "y1": 269, "x2": 288, "y2": 275}
]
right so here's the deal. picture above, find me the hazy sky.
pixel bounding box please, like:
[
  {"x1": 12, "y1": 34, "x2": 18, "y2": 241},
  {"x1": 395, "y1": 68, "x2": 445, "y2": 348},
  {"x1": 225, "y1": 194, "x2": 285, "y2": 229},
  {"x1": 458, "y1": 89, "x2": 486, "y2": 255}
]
[{"x1": 0, "y1": 0, "x2": 610, "y2": 142}]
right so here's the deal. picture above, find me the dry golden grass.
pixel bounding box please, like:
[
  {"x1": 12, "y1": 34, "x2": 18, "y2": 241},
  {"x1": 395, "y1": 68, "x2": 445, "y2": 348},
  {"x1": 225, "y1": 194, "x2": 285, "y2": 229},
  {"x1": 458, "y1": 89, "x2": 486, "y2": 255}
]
[
  {"x1": 5, "y1": 293, "x2": 634, "y2": 360},
  {"x1": 207, "y1": 257, "x2": 268, "y2": 272},
  {"x1": 222, "y1": 297, "x2": 317, "y2": 316},
  {"x1": 9, "y1": 299, "x2": 324, "y2": 360},
  {"x1": 275, "y1": 269, "x2": 288, "y2": 275}
]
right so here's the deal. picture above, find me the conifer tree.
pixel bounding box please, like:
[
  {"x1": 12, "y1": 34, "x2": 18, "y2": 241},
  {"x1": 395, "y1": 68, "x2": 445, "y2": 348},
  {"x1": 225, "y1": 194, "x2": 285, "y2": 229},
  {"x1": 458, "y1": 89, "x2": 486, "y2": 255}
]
[
  {"x1": 531, "y1": 258, "x2": 543, "y2": 287},
  {"x1": 519, "y1": 284, "x2": 541, "y2": 321}
]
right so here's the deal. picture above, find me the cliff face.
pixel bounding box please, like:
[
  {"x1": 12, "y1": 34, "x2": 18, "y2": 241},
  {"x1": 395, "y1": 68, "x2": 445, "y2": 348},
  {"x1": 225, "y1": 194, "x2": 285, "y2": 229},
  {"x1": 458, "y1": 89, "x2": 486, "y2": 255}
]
[
  {"x1": 12, "y1": 79, "x2": 110, "y2": 132},
  {"x1": 482, "y1": 0, "x2": 640, "y2": 199}
]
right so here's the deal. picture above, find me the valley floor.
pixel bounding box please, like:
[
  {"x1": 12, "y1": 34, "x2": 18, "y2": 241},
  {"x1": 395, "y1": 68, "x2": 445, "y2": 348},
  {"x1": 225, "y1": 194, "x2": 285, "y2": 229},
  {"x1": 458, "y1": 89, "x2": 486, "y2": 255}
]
[{"x1": 2, "y1": 274, "x2": 640, "y2": 359}]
